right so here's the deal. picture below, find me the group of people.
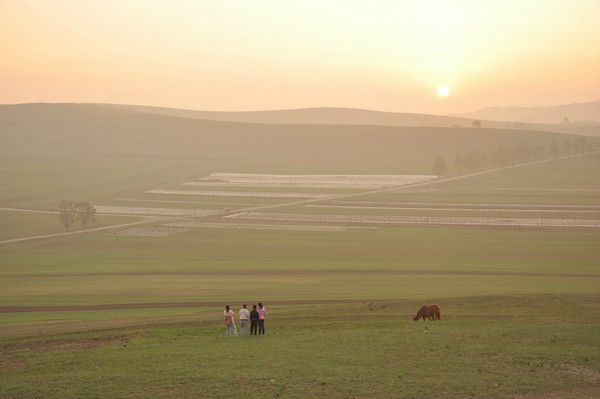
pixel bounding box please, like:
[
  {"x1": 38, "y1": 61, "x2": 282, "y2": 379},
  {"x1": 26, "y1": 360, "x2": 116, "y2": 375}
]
[{"x1": 223, "y1": 303, "x2": 266, "y2": 337}]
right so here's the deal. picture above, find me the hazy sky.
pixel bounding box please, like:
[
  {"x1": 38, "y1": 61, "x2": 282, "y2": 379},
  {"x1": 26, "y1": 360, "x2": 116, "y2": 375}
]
[{"x1": 1, "y1": 0, "x2": 599, "y2": 114}]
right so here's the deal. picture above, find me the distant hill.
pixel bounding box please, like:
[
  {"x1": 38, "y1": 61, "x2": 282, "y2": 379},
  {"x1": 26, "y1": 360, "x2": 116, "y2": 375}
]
[
  {"x1": 97, "y1": 103, "x2": 600, "y2": 137},
  {"x1": 459, "y1": 100, "x2": 600, "y2": 124},
  {"x1": 100, "y1": 104, "x2": 477, "y2": 128},
  {"x1": 0, "y1": 103, "x2": 584, "y2": 208}
]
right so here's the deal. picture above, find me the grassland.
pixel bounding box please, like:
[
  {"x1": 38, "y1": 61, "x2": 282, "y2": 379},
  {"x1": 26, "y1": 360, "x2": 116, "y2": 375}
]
[
  {"x1": 352, "y1": 153, "x2": 600, "y2": 206},
  {"x1": 1, "y1": 105, "x2": 600, "y2": 398},
  {"x1": 0, "y1": 210, "x2": 137, "y2": 241},
  {"x1": 2, "y1": 295, "x2": 600, "y2": 398},
  {"x1": 0, "y1": 103, "x2": 581, "y2": 209}
]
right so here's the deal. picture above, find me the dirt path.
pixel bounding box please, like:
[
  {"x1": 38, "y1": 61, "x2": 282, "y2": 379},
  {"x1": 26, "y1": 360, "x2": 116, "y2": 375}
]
[
  {"x1": 6, "y1": 268, "x2": 599, "y2": 279},
  {"x1": 0, "y1": 207, "x2": 58, "y2": 214},
  {"x1": 0, "y1": 216, "x2": 166, "y2": 245},
  {"x1": 0, "y1": 298, "x2": 376, "y2": 313}
]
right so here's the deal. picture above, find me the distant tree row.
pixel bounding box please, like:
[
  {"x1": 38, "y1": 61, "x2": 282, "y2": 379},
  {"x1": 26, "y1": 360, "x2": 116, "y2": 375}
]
[
  {"x1": 58, "y1": 200, "x2": 96, "y2": 231},
  {"x1": 562, "y1": 137, "x2": 596, "y2": 157},
  {"x1": 451, "y1": 138, "x2": 598, "y2": 173}
]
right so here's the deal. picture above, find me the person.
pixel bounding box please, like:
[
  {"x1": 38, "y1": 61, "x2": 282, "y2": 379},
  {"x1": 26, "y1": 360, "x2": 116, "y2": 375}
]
[
  {"x1": 223, "y1": 305, "x2": 237, "y2": 337},
  {"x1": 239, "y1": 304, "x2": 250, "y2": 336},
  {"x1": 250, "y1": 304, "x2": 259, "y2": 335},
  {"x1": 257, "y1": 302, "x2": 266, "y2": 335}
]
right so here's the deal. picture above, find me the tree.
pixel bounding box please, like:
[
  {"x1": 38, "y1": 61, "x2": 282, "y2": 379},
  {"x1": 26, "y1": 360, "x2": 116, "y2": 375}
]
[
  {"x1": 58, "y1": 200, "x2": 76, "y2": 231},
  {"x1": 74, "y1": 202, "x2": 96, "y2": 226},
  {"x1": 564, "y1": 140, "x2": 574, "y2": 157},
  {"x1": 433, "y1": 156, "x2": 446, "y2": 177},
  {"x1": 472, "y1": 120, "x2": 482, "y2": 128},
  {"x1": 563, "y1": 116, "x2": 570, "y2": 124},
  {"x1": 513, "y1": 142, "x2": 532, "y2": 164},
  {"x1": 490, "y1": 146, "x2": 510, "y2": 166},
  {"x1": 533, "y1": 144, "x2": 545, "y2": 161},
  {"x1": 454, "y1": 153, "x2": 464, "y2": 172},
  {"x1": 551, "y1": 142, "x2": 560, "y2": 159},
  {"x1": 576, "y1": 137, "x2": 588, "y2": 155}
]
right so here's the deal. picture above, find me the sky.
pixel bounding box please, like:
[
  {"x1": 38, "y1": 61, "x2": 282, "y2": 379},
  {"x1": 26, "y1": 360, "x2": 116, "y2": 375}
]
[{"x1": 1, "y1": 0, "x2": 599, "y2": 114}]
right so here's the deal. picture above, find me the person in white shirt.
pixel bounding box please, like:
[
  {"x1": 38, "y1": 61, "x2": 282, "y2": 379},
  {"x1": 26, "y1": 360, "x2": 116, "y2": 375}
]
[
  {"x1": 239, "y1": 304, "x2": 250, "y2": 336},
  {"x1": 223, "y1": 305, "x2": 237, "y2": 337}
]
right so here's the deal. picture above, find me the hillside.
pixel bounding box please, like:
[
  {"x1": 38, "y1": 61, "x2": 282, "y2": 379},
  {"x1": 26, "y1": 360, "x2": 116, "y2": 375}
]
[
  {"x1": 0, "y1": 103, "x2": 586, "y2": 208},
  {"x1": 97, "y1": 103, "x2": 600, "y2": 137},
  {"x1": 459, "y1": 99, "x2": 600, "y2": 124},
  {"x1": 101, "y1": 103, "x2": 476, "y2": 127}
]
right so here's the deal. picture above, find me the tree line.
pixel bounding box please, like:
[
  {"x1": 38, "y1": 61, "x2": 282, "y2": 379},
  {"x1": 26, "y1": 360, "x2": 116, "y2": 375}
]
[
  {"x1": 432, "y1": 137, "x2": 598, "y2": 176},
  {"x1": 58, "y1": 200, "x2": 96, "y2": 231}
]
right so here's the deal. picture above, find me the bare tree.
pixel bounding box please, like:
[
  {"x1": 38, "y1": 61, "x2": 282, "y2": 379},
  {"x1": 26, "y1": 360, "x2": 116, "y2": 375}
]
[
  {"x1": 454, "y1": 153, "x2": 464, "y2": 172},
  {"x1": 433, "y1": 156, "x2": 446, "y2": 177},
  {"x1": 491, "y1": 146, "x2": 509, "y2": 166},
  {"x1": 58, "y1": 200, "x2": 76, "y2": 231},
  {"x1": 563, "y1": 140, "x2": 574, "y2": 157},
  {"x1": 74, "y1": 202, "x2": 96, "y2": 226},
  {"x1": 551, "y1": 141, "x2": 560, "y2": 160},
  {"x1": 472, "y1": 120, "x2": 481, "y2": 128}
]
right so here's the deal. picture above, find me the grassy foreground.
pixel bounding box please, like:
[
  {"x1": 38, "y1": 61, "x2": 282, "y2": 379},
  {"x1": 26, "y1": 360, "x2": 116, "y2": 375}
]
[{"x1": 2, "y1": 295, "x2": 600, "y2": 398}]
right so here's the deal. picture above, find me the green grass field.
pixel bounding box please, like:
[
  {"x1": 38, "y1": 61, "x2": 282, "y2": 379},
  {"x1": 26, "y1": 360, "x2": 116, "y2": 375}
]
[
  {"x1": 1, "y1": 105, "x2": 599, "y2": 398},
  {"x1": 0, "y1": 210, "x2": 137, "y2": 241},
  {"x1": 2, "y1": 295, "x2": 600, "y2": 398},
  {"x1": 1, "y1": 222, "x2": 600, "y2": 398}
]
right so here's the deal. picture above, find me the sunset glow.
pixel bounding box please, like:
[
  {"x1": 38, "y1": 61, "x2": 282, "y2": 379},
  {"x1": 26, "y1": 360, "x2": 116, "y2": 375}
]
[
  {"x1": 1, "y1": 0, "x2": 599, "y2": 113},
  {"x1": 437, "y1": 86, "x2": 450, "y2": 97}
]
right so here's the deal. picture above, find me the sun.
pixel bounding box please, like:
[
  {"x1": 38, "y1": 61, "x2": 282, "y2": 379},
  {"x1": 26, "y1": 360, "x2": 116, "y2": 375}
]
[{"x1": 437, "y1": 85, "x2": 450, "y2": 97}]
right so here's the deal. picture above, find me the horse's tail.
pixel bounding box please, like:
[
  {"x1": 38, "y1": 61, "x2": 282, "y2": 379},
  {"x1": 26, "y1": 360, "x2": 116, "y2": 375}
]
[{"x1": 431, "y1": 304, "x2": 441, "y2": 320}]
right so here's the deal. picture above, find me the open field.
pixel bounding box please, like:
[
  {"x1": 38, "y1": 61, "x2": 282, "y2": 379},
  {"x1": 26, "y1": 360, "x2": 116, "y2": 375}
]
[
  {"x1": 351, "y1": 154, "x2": 600, "y2": 206},
  {"x1": 1, "y1": 297, "x2": 600, "y2": 398},
  {"x1": 1, "y1": 221, "x2": 600, "y2": 397},
  {"x1": 0, "y1": 103, "x2": 586, "y2": 209},
  {"x1": 2, "y1": 105, "x2": 600, "y2": 397},
  {"x1": 187, "y1": 172, "x2": 437, "y2": 189},
  {"x1": 93, "y1": 205, "x2": 216, "y2": 217},
  {"x1": 0, "y1": 209, "x2": 137, "y2": 241}
]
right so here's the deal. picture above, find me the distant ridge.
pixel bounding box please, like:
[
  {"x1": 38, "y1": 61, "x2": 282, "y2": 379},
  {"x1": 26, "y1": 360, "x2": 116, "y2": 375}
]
[
  {"x1": 458, "y1": 100, "x2": 600, "y2": 124},
  {"x1": 97, "y1": 104, "x2": 478, "y2": 128},
  {"x1": 2, "y1": 102, "x2": 599, "y2": 136}
]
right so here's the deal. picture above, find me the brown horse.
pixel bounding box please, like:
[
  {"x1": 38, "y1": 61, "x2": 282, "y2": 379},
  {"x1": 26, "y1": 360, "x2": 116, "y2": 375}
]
[{"x1": 413, "y1": 304, "x2": 441, "y2": 321}]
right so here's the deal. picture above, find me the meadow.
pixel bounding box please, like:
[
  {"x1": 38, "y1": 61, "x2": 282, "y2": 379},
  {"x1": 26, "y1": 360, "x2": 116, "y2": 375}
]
[
  {"x1": 2, "y1": 219, "x2": 600, "y2": 397},
  {"x1": 1, "y1": 104, "x2": 599, "y2": 398}
]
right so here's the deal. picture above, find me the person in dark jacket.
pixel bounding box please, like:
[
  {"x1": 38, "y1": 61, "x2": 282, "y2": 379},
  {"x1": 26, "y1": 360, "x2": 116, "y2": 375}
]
[{"x1": 250, "y1": 304, "x2": 259, "y2": 335}]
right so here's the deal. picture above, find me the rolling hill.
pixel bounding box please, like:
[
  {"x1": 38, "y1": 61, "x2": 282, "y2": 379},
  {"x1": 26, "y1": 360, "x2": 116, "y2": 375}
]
[
  {"x1": 98, "y1": 102, "x2": 600, "y2": 137},
  {"x1": 459, "y1": 99, "x2": 600, "y2": 124},
  {"x1": 0, "y1": 103, "x2": 589, "y2": 208}
]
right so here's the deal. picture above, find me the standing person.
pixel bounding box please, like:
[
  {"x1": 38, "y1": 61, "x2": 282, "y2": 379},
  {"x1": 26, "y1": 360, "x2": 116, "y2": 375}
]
[
  {"x1": 223, "y1": 305, "x2": 237, "y2": 337},
  {"x1": 239, "y1": 304, "x2": 250, "y2": 336},
  {"x1": 257, "y1": 302, "x2": 266, "y2": 335},
  {"x1": 250, "y1": 304, "x2": 259, "y2": 336}
]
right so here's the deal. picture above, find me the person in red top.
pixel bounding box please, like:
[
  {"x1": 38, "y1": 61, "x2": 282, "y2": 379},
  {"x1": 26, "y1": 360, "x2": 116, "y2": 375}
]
[
  {"x1": 223, "y1": 305, "x2": 237, "y2": 337},
  {"x1": 257, "y1": 302, "x2": 266, "y2": 335}
]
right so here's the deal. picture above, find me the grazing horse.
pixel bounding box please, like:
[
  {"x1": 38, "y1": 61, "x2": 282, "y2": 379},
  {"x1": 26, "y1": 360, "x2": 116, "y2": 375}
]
[{"x1": 413, "y1": 304, "x2": 441, "y2": 321}]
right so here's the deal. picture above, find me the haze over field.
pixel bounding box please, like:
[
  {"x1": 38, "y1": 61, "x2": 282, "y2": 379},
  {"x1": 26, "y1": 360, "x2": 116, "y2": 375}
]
[
  {"x1": 459, "y1": 100, "x2": 600, "y2": 124},
  {"x1": 1, "y1": 1, "x2": 600, "y2": 398},
  {"x1": 2, "y1": 1, "x2": 600, "y2": 114}
]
